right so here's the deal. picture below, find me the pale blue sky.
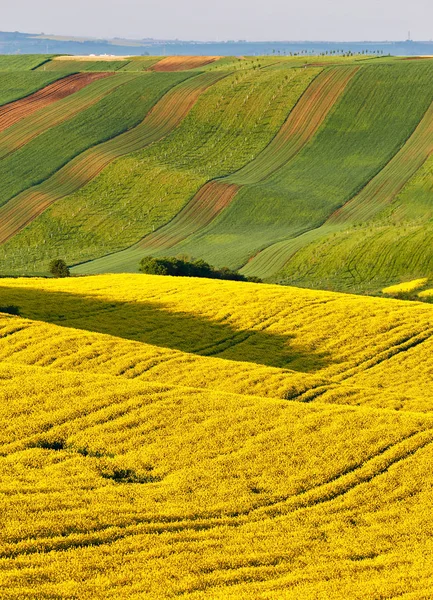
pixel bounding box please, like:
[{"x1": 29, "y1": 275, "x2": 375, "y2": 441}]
[{"x1": 4, "y1": 0, "x2": 433, "y2": 41}]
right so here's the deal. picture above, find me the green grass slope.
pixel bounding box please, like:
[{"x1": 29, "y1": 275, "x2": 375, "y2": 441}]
[
  {"x1": 0, "y1": 66, "x2": 319, "y2": 274},
  {"x1": 0, "y1": 54, "x2": 54, "y2": 70},
  {"x1": 0, "y1": 74, "x2": 129, "y2": 159},
  {"x1": 0, "y1": 71, "x2": 68, "y2": 106},
  {"x1": 0, "y1": 58, "x2": 432, "y2": 291},
  {"x1": 272, "y1": 150, "x2": 433, "y2": 292},
  {"x1": 0, "y1": 72, "x2": 189, "y2": 209},
  {"x1": 172, "y1": 62, "x2": 433, "y2": 269},
  {"x1": 0, "y1": 72, "x2": 224, "y2": 251}
]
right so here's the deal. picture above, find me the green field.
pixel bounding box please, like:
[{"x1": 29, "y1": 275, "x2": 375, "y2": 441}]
[
  {"x1": 0, "y1": 71, "x2": 68, "y2": 106},
  {"x1": 1, "y1": 64, "x2": 319, "y2": 273},
  {"x1": 0, "y1": 54, "x2": 54, "y2": 70},
  {"x1": 0, "y1": 55, "x2": 431, "y2": 293}
]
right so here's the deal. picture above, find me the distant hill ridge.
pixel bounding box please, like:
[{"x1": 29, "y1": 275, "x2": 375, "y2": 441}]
[{"x1": 1, "y1": 30, "x2": 433, "y2": 56}]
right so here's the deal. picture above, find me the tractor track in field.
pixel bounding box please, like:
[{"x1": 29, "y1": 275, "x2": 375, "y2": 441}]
[{"x1": 2, "y1": 427, "x2": 431, "y2": 559}]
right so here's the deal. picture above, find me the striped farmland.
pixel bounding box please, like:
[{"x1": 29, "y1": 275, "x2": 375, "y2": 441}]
[
  {"x1": 0, "y1": 74, "x2": 133, "y2": 160},
  {"x1": 99, "y1": 66, "x2": 358, "y2": 264},
  {"x1": 243, "y1": 91, "x2": 433, "y2": 279},
  {"x1": 151, "y1": 56, "x2": 221, "y2": 71},
  {"x1": 0, "y1": 72, "x2": 112, "y2": 134},
  {"x1": 171, "y1": 61, "x2": 433, "y2": 272},
  {"x1": 0, "y1": 72, "x2": 226, "y2": 244}
]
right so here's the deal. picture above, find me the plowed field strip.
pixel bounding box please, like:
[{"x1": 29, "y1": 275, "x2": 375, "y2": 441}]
[
  {"x1": 151, "y1": 56, "x2": 221, "y2": 71},
  {"x1": 242, "y1": 96, "x2": 433, "y2": 278},
  {"x1": 0, "y1": 72, "x2": 226, "y2": 245},
  {"x1": 0, "y1": 73, "x2": 111, "y2": 133},
  {"x1": 135, "y1": 67, "x2": 358, "y2": 254},
  {"x1": 225, "y1": 66, "x2": 359, "y2": 185},
  {"x1": 137, "y1": 182, "x2": 239, "y2": 251},
  {"x1": 0, "y1": 75, "x2": 130, "y2": 160}
]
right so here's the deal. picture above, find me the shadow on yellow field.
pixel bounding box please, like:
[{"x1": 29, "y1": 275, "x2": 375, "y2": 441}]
[{"x1": 0, "y1": 285, "x2": 330, "y2": 371}]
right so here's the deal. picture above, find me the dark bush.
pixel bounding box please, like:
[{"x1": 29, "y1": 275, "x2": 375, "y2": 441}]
[
  {"x1": 49, "y1": 259, "x2": 70, "y2": 278},
  {"x1": 0, "y1": 305, "x2": 20, "y2": 315},
  {"x1": 139, "y1": 256, "x2": 262, "y2": 283}
]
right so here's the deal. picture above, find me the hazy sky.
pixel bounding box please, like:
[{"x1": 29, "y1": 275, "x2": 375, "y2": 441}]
[{"x1": 4, "y1": 0, "x2": 433, "y2": 41}]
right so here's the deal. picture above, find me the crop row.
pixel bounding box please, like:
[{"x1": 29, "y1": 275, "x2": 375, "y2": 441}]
[
  {"x1": 134, "y1": 66, "x2": 358, "y2": 258},
  {"x1": 176, "y1": 62, "x2": 433, "y2": 271},
  {"x1": 248, "y1": 90, "x2": 433, "y2": 282},
  {"x1": 151, "y1": 55, "x2": 221, "y2": 71},
  {"x1": 38, "y1": 55, "x2": 221, "y2": 73},
  {"x1": 0, "y1": 73, "x2": 224, "y2": 244},
  {"x1": 1, "y1": 274, "x2": 433, "y2": 596},
  {"x1": 0, "y1": 71, "x2": 67, "y2": 107},
  {"x1": 0, "y1": 74, "x2": 130, "y2": 160},
  {"x1": 0, "y1": 66, "x2": 317, "y2": 274},
  {"x1": 2, "y1": 273, "x2": 433, "y2": 410},
  {"x1": 1, "y1": 352, "x2": 431, "y2": 597},
  {"x1": 0, "y1": 54, "x2": 54, "y2": 71},
  {"x1": 71, "y1": 66, "x2": 321, "y2": 274},
  {"x1": 0, "y1": 72, "x2": 190, "y2": 209},
  {"x1": 0, "y1": 72, "x2": 111, "y2": 134}
]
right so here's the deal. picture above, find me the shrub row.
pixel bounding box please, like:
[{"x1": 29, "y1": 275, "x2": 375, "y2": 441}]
[{"x1": 139, "y1": 256, "x2": 262, "y2": 283}]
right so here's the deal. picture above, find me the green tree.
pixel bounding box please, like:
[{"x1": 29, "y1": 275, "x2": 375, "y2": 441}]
[{"x1": 49, "y1": 259, "x2": 70, "y2": 278}]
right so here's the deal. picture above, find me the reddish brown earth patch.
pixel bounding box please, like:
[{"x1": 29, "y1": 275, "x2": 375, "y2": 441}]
[
  {"x1": 151, "y1": 56, "x2": 221, "y2": 71},
  {"x1": 0, "y1": 72, "x2": 112, "y2": 133}
]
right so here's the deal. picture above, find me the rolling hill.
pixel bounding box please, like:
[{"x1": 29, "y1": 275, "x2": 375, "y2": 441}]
[
  {"x1": 0, "y1": 273, "x2": 433, "y2": 598},
  {"x1": 1, "y1": 52, "x2": 433, "y2": 599},
  {"x1": 0, "y1": 53, "x2": 431, "y2": 293}
]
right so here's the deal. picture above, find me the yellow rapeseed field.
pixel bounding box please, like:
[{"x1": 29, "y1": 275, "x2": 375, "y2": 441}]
[
  {"x1": 1, "y1": 274, "x2": 433, "y2": 598},
  {"x1": 382, "y1": 277, "x2": 429, "y2": 295}
]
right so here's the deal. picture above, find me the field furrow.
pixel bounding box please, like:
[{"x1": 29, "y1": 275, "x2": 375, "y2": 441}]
[
  {"x1": 329, "y1": 97, "x2": 433, "y2": 224},
  {"x1": 224, "y1": 65, "x2": 359, "y2": 185},
  {"x1": 246, "y1": 95, "x2": 433, "y2": 281},
  {"x1": 0, "y1": 75, "x2": 131, "y2": 159},
  {"x1": 0, "y1": 73, "x2": 112, "y2": 133},
  {"x1": 115, "y1": 67, "x2": 357, "y2": 260},
  {"x1": 0, "y1": 72, "x2": 225, "y2": 244},
  {"x1": 151, "y1": 56, "x2": 221, "y2": 71},
  {"x1": 137, "y1": 181, "x2": 240, "y2": 251}
]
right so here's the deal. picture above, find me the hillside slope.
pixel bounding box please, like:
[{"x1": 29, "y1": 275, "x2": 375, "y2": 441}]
[
  {"x1": 0, "y1": 56, "x2": 432, "y2": 292},
  {"x1": 0, "y1": 274, "x2": 433, "y2": 598}
]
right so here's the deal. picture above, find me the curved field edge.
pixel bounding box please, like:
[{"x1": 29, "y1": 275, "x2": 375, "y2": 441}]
[
  {"x1": 0, "y1": 71, "x2": 72, "y2": 108},
  {"x1": 0, "y1": 72, "x2": 226, "y2": 246},
  {"x1": 3, "y1": 273, "x2": 433, "y2": 411},
  {"x1": 0, "y1": 72, "x2": 112, "y2": 134},
  {"x1": 244, "y1": 94, "x2": 433, "y2": 281},
  {"x1": 0, "y1": 74, "x2": 133, "y2": 160},
  {"x1": 129, "y1": 66, "x2": 358, "y2": 257},
  {"x1": 71, "y1": 66, "x2": 332, "y2": 275},
  {"x1": 171, "y1": 62, "x2": 433, "y2": 273},
  {"x1": 0, "y1": 54, "x2": 57, "y2": 71},
  {"x1": 4, "y1": 66, "x2": 320, "y2": 275}
]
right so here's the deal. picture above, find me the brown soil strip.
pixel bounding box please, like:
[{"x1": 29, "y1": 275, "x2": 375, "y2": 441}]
[
  {"x1": 0, "y1": 73, "x2": 112, "y2": 133},
  {"x1": 0, "y1": 73, "x2": 225, "y2": 245},
  {"x1": 138, "y1": 181, "x2": 239, "y2": 250},
  {"x1": 151, "y1": 56, "x2": 220, "y2": 71}
]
